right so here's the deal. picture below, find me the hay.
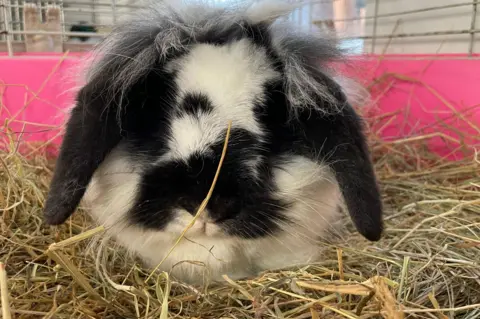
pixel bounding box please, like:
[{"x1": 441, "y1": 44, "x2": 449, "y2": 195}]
[{"x1": 1, "y1": 73, "x2": 480, "y2": 319}]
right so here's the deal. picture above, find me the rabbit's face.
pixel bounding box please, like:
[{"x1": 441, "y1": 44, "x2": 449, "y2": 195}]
[
  {"x1": 121, "y1": 40, "x2": 286, "y2": 239},
  {"x1": 44, "y1": 1, "x2": 383, "y2": 283}
]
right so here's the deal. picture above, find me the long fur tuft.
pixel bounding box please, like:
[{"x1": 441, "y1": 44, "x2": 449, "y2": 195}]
[{"x1": 84, "y1": 0, "x2": 357, "y2": 120}]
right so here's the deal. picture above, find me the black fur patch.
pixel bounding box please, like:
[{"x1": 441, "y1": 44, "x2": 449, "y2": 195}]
[
  {"x1": 178, "y1": 93, "x2": 214, "y2": 115},
  {"x1": 129, "y1": 127, "x2": 289, "y2": 239}
]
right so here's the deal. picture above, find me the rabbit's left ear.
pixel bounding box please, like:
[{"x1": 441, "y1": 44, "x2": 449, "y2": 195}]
[
  {"x1": 300, "y1": 79, "x2": 384, "y2": 241},
  {"x1": 245, "y1": 0, "x2": 300, "y2": 25},
  {"x1": 43, "y1": 84, "x2": 122, "y2": 225}
]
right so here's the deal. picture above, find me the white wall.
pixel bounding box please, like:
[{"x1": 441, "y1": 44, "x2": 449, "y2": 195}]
[{"x1": 364, "y1": 0, "x2": 480, "y2": 54}]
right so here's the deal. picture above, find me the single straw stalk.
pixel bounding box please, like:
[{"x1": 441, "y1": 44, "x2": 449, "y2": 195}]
[{"x1": 0, "y1": 262, "x2": 12, "y2": 319}]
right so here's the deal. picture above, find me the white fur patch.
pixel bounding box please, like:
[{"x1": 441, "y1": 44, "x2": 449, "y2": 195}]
[
  {"x1": 247, "y1": 156, "x2": 342, "y2": 271},
  {"x1": 167, "y1": 112, "x2": 218, "y2": 160},
  {"x1": 162, "y1": 39, "x2": 279, "y2": 160}
]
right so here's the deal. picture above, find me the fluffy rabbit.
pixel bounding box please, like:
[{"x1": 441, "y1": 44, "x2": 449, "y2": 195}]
[{"x1": 43, "y1": 0, "x2": 383, "y2": 284}]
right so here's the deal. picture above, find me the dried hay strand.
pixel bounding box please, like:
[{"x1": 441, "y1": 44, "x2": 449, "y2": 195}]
[{"x1": 1, "y1": 72, "x2": 480, "y2": 319}]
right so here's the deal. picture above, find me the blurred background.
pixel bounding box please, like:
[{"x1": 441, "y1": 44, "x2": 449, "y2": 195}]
[
  {"x1": 1, "y1": 0, "x2": 477, "y2": 56},
  {"x1": 1, "y1": 2, "x2": 480, "y2": 318}
]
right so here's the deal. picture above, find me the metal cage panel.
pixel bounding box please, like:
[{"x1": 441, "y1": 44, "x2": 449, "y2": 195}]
[
  {"x1": 1, "y1": 0, "x2": 478, "y2": 56},
  {"x1": 365, "y1": 0, "x2": 479, "y2": 55}
]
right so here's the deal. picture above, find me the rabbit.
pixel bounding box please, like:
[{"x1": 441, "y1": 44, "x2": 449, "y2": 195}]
[{"x1": 43, "y1": 0, "x2": 383, "y2": 284}]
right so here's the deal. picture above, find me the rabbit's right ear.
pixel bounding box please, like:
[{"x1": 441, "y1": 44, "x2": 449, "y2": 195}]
[
  {"x1": 43, "y1": 84, "x2": 122, "y2": 225},
  {"x1": 298, "y1": 75, "x2": 384, "y2": 242}
]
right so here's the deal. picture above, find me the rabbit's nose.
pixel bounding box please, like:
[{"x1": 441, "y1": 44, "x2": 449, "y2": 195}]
[
  {"x1": 207, "y1": 197, "x2": 239, "y2": 222},
  {"x1": 196, "y1": 209, "x2": 215, "y2": 223},
  {"x1": 182, "y1": 202, "x2": 215, "y2": 222}
]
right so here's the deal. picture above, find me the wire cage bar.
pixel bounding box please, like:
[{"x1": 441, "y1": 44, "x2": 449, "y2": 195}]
[{"x1": 0, "y1": 0, "x2": 479, "y2": 57}]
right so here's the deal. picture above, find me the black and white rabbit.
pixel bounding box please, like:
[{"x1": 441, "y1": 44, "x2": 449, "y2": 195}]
[{"x1": 43, "y1": 0, "x2": 383, "y2": 284}]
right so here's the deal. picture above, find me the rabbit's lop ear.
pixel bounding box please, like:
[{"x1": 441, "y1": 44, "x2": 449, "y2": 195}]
[
  {"x1": 328, "y1": 108, "x2": 383, "y2": 241},
  {"x1": 43, "y1": 84, "x2": 122, "y2": 225},
  {"x1": 301, "y1": 79, "x2": 384, "y2": 241}
]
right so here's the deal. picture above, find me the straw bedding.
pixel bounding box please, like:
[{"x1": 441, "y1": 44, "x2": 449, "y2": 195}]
[{"x1": 1, "y1": 75, "x2": 479, "y2": 319}]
